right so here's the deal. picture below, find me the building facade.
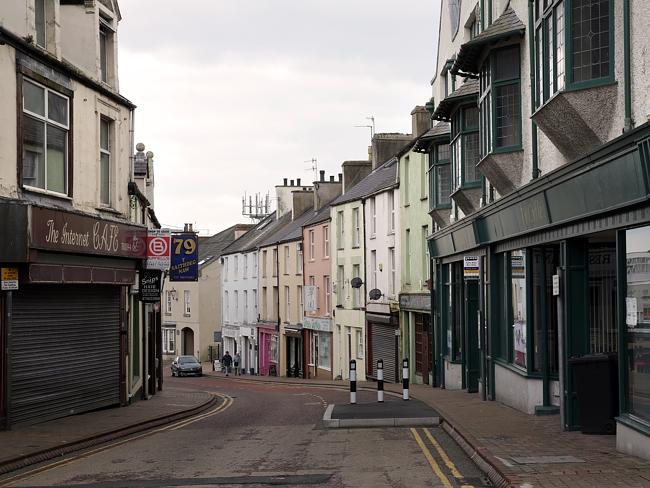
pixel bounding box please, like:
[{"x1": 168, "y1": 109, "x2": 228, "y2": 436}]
[
  {"x1": 428, "y1": 0, "x2": 650, "y2": 460},
  {"x1": 0, "y1": 0, "x2": 161, "y2": 428}
]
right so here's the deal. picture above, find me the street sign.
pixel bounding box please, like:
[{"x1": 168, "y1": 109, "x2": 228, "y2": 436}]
[
  {"x1": 463, "y1": 256, "x2": 479, "y2": 280},
  {"x1": 1, "y1": 267, "x2": 18, "y2": 290},
  {"x1": 146, "y1": 229, "x2": 171, "y2": 270},
  {"x1": 170, "y1": 233, "x2": 199, "y2": 282},
  {"x1": 139, "y1": 270, "x2": 162, "y2": 303}
]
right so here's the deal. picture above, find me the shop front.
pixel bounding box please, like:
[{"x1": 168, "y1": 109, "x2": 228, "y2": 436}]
[
  {"x1": 257, "y1": 321, "x2": 278, "y2": 376},
  {"x1": 303, "y1": 317, "x2": 333, "y2": 380},
  {"x1": 222, "y1": 324, "x2": 239, "y2": 359},
  {"x1": 239, "y1": 326, "x2": 257, "y2": 375},
  {"x1": 367, "y1": 312, "x2": 399, "y2": 383},
  {"x1": 429, "y1": 123, "x2": 650, "y2": 459},
  {"x1": 283, "y1": 324, "x2": 303, "y2": 378},
  {"x1": 0, "y1": 203, "x2": 146, "y2": 428}
]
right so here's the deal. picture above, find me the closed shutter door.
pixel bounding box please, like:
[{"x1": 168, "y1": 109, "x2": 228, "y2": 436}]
[
  {"x1": 372, "y1": 323, "x2": 398, "y2": 383},
  {"x1": 10, "y1": 285, "x2": 121, "y2": 426}
]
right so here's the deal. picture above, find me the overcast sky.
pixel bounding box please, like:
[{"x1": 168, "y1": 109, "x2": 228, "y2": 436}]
[{"x1": 118, "y1": 1, "x2": 440, "y2": 235}]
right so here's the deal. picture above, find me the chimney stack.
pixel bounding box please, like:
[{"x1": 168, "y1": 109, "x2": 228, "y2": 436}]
[
  {"x1": 290, "y1": 179, "x2": 294, "y2": 186},
  {"x1": 297, "y1": 178, "x2": 301, "y2": 186},
  {"x1": 184, "y1": 223, "x2": 194, "y2": 232},
  {"x1": 319, "y1": 170, "x2": 325, "y2": 182},
  {"x1": 411, "y1": 105, "x2": 430, "y2": 138},
  {"x1": 283, "y1": 178, "x2": 288, "y2": 186},
  {"x1": 329, "y1": 175, "x2": 335, "y2": 182},
  {"x1": 338, "y1": 173, "x2": 342, "y2": 181}
]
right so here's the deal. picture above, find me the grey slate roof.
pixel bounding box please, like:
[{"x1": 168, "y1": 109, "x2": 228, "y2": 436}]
[
  {"x1": 303, "y1": 202, "x2": 334, "y2": 227},
  {"x1": 432, "y1": 79, "x2": 479, "y2": 122},
  {"x1": 198, "y1": 223, "x2": 254, "y2": 269},
  {"x1": 257, "y1": 207, "x2": 316, "y2": 247},
  {"x1": 330, "y1": 158, "x2": 399, "y2": 207},
  {"x1": 413, "y1": 122, "x2": 451, "y2": 153},
  {"x1": 451, "y1": 7, "x2": 525, "y2": 76},
  {"x1": 221, "y1": 212, "x2": 285, "y2": 255}
]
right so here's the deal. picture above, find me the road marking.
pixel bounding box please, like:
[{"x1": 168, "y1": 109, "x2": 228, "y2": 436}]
[
  {"x1": 0, "y1": 393, "x2": 233, "y2": 487},
  {"x1": 424, "y1": 428, "x2": 464, "y2": 479},
  {"x1": 410, "y1": 428, "x2": 453, "y2": 488}
]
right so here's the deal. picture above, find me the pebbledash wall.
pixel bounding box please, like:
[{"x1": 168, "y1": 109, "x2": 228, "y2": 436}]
[{"x1": 428, "y1": 0, "x2": 650, "y2": 461}]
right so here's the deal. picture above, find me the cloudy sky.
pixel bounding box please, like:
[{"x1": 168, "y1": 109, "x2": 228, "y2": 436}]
[{"x1": 118, "y1": 1, "x2": 440, "y2": 235}]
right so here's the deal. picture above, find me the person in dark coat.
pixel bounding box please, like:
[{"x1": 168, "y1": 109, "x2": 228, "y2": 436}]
[{"x1": 222, "y1": 351, "x2": 233, "y2": 376}]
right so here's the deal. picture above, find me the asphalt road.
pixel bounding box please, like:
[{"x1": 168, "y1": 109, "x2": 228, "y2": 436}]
[{"x1": 5, "y1": 374, "x2": 488, "y2": 488}]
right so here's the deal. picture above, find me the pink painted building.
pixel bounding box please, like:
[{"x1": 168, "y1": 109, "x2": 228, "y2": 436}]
[{"x1": 301, "y1": 172, "x2": 342, "y2": 379}]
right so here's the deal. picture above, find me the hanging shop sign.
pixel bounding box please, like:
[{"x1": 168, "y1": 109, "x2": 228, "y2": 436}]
[
  {"x1": 30, "y1": 207, "x2": 146, "y2": 259},
  {"x1": 139, "y1": 270, "x2": 162, "y2": 303},
  {"x1": 304, "y1": 285, "x2": 317, "y2": 312},
  {"x1": 463, "y1": 256, "x2": 480, "y2": 280},
  {"x1": 1, "y1": 267, "x2": 19, "y2": 290},
  {"x1": 146, "y1": 229, "x2": 171, "y2": 270},
  {"x1": 511, "y1": 254, "x2": 526, "y2": 279},
  {"x1": 170, "y1": 233, "x2": 199, "y2": 282}
]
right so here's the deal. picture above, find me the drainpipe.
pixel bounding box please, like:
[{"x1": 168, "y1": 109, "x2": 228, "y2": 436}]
[
  {"x1": 624, "y1": 0, "x2": 633, "y2": 132},
  {"x1": 529, "y1": 0, "x2": 540, "y2": 179}
]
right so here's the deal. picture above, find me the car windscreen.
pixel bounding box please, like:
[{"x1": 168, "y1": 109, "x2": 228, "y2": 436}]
[{"x1": 179, "y1": 357, "x2": 198, "y2": 364}]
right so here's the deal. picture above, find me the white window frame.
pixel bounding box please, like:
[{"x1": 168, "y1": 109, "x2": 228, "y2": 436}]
[
  {"x1": 252, "y1": 252, "x2": 258, "y2": 277},
  {"x1": 243, "y1": 254, "x2": 248, "y2": 279},
  {"x1": 184, "y1": 290, "x2": 191, "y2": 316},
  {"x1": 337, "y1": 211, "x2": 344, "y2": 249},
  {"x1": 324, "y1": 275, "x2": 331, "y2": 314},
  {"x1": 389, "y1": 247, "x2": 396, "y2": 296},
  {"x1": 323, "y1": 225, "x2": 330, "y2": 258},
  {"x1": 99, "y1": 116, "x2": 112, "y2": 206},
  {"x1": 285, "y1": 285, "x2": 291, "y2": 323},
  {"x1": 284, "y1": 245, "x2": 290, "y2": 274},
  {"x1": 356, "y1": 329, "x2": 364, "y2": 359},
  {"x1": 337, "y1": 265, "x2": 344, "y2": 306},
  {"x1": 165, "y1": 290, "x2": 172, "y2": 314},
  {"x1": 388, "y1": 190, "x2": 395, "y2": 233},
  {"x1": 309, "y1": 229, "x2": 315, "y2": 260},
  {"x1": 22, "y1": 78, "x2": 70, "y2": 196},
  {"x1": 370, "y1": 197, "x2": 376, "y2": 237},
  {"x1": 352, "y1": 264, "x2": 361, "y2": 308},
  {"x1": 244, "y1": 290, "x2": 248, "y2": 319},
  {"x1": 224, "y1": 291, "x2": 229, "y2": 322},
  {"x1": 234, "y1": 290, "x2": 239, "y2": 319},
  {"x1": 298, "y1": 285, "x2": 304, "y2": 319},
  {"x1": 297, "y1": 243, "x2": 303, "y2": 275},
  {"x1": 353, "y1": 207, "x2": 360, "y2": 247},
  {"x1": 371, "y1": 250, "x2": 377, "y2": 289},
  {"x1": 234, "y1": 255, "x2": 239, "y2": 280}
]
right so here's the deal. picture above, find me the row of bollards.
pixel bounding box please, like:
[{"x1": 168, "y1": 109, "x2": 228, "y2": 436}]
[{"x1": 349, "y1": 358, "x2": 409, "y2": 404}]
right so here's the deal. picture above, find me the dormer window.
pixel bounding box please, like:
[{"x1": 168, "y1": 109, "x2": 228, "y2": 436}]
[
  {"x1": 99, "y1": 16, "x2": 115, "y2": 85},
  {"x1": 35, "y1": 0, "x2": 46, "y2": 48}
]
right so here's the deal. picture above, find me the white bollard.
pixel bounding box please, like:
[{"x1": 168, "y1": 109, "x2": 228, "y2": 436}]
[
  {"x1": 402, "y1": 358, "x2": 409, "y2": 401},
  {"x1": 350, "y1": 359, "x2": 357, "y2": 404},
  {"x1": 377, "y1": 359, "x2": 384, "y2": 403}
]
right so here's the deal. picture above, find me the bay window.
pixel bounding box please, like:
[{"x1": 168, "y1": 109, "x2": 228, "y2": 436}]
[
  {"x1": 429, "y1": 142, "x2": 451, "y2": 210},
  {"x1": 535, "y1": 0, "x2": 612, "y2": 107},
  {"x1": 480, "y1": 45, "x2": 522, "y2": 158},
  {"x1": 451, "y1": 106, "x2": 480, "y2": 190}
]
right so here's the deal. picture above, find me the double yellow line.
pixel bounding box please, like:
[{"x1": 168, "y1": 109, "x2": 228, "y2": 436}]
[
  {"x1": 410, "y1": 427, "x2": 474, "y2": 488},
  {"x1": 0, "y1": 393, "x2": 233, "y2": 487}
]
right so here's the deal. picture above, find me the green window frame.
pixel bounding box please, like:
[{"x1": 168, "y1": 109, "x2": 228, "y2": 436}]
[
  {"x1": 534, "y1": 0, "x2": 614, "y2": 108},
  {"x1": 428, "y1": 142, "x2": 452, "y2": 211},
  {"x1": 444, "y1": 262, "x2": 463, "y2": 362},
  {"x1": 479, "y1": 45, "x2": 522, "y2": 159},
  {"x1": 451, "y1": 105, "x2": 480, "y2": 191}
]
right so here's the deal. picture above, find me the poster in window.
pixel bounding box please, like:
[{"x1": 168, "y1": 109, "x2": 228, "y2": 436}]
[{"x1": 514, "y1": 320, "x2": 526, "y2": 366}]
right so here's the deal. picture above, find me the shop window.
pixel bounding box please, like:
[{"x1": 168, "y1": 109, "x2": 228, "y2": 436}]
[
  {"x1": 271, "y1": 335, "x2": 278, "y2": 363},
  {"x1": 319, "y1": 333, "x2": 331, "y2": 369},
  {"x1": 451, "y1": 106, "x2": 480, "y2": 191},
  {"x1": 356, "y1": 329, "x2": 364, "y2": 359},
  {"x1": 429, "y1": 142, "x2": 452, "y2": 210},
  {"x1": 625, "y1": 226, "x2": 650, "y2": 423},
  {"x1": 162, "y1": 328, "x2": 175, "y2": 354},
  {"x1": 479, "y1": 46, "x2": 522, "y2": 158},
  {"x1": 534, "y1": 0, "x2": 612, "y2": 107},
  {"x1": 511, "y1": 250, "x2": 528, "y2": 368},
  {"x1": 22, "y1": 78, "x2": 70, "y2": 195},
  {"x1": 446, "y1": 262, "x2": 463, "y2": 361}
]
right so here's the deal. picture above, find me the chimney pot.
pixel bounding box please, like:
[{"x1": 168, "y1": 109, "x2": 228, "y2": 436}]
[
  {"x1": 297, "y1": 178, "x2": 301, "y2": 186},
  {"x1": 283, "y1": 178, "x2": 288, "y2": 186},
  {"x1": 329, "y1": 175, "x2": 335, "y2": 182},
  {"x1": 319, "y1": 170, "x2": 325, "y2": 181},
  {"x1": 338, "y1": 173, "x2": 343, "y2": 181},
  {"x1": 290, "y1": 179, "x2": 294, "y2": 186}
]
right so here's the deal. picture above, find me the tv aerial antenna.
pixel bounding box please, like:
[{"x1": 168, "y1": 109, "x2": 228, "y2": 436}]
[
  {"x1": 304, "y1": 158, "x2": 318, "y2": 181},
  {"x1": 354, "y1": 116, "x2": 375, "y2": 138}
]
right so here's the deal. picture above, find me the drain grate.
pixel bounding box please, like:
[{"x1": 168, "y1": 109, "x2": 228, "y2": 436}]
[{"x1": 462, "y1": 475, "x2": 493, "y2": 486}]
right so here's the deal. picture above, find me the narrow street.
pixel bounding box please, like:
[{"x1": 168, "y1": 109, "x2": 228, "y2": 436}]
[{"x1": 4, "y1": 375, "x2": 487, "y2": 488}]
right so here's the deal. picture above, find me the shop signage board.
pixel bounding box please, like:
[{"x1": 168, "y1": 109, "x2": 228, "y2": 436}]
[
  {"x1": 146, "y1": 229, "x2": 171, "y2": 270},
  {"x1": 170, "y1": 233, "x2": 199, "y2": 282},
  {"x1": 304, "y1": 285, "x2": 317, "y2": 312},
  {"x1": 303, "y1": 317, "x2": 332, "y2": 332},
  {"x1": 139, "y1": 270, "x2": 162, "y2": 303},
  {"x1": 463, "y1": 256, "x2": 480, "y2": 280},
  {"x1": 30, "y1": 207, "x2": 146, "y2": 259},
  {"x1": 511, "y1": 254, "x2": 526, "y2": 279},
  {"x1": 1, "y1": 267, "x2": 19, "y2": 290}
]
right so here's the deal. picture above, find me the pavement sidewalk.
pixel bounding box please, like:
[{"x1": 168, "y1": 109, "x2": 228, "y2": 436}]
[
  {"x1": 0, "y1": 386, "x2": 216, "y2": 476},
  {"x1": 210, "y1": 371, "x2": 650, "y2": 488}
]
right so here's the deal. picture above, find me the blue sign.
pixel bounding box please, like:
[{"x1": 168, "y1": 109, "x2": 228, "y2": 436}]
[{"x1": 169, "y1": 233, "x2": 198, "y2": 281}]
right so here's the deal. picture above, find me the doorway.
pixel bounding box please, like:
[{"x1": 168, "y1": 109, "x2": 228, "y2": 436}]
[{"x1": 181, "y1": 327, "x2": 194, "y2": 356}]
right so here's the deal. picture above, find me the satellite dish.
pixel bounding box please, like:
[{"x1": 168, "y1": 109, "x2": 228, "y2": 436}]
[
  {"x1": 350, "y1": 277, "x2": 363, "y2": 289},
  {"x1": 369, "y1": 289, "x2": 382, "y2": 300}
]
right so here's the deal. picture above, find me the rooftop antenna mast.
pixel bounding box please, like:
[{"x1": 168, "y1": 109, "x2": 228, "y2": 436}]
[
  {"x1": 354, "y1": 115, "x2": 375, "y2": 138},
  {"x1": 304, "y1": 158, "x2": 318, "y2": 181},
  {"x1": 241, "y1": 191, "x2": 272, "y2": 222}
]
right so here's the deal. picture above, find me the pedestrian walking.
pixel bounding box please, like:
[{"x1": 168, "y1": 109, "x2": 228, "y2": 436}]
[
  {"x1": 222, "y1": 351, "x2": 233, "y2": 376},
  {"x1": 233, "y1": 352, "x2": 241, "y2": 376}
]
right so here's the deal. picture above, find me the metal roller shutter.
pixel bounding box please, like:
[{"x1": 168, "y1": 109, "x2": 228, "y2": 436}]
[
  {"x1": 9, "y1": 285, "x2": 121, "y2": 426},
  {"x1": 371, "y1": 323, "x2": 398, "y2": 383}
]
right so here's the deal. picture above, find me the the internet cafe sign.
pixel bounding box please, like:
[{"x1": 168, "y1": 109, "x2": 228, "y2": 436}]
[{"x1": 30, "y1": 207, "x2": 146, "y2": 259}]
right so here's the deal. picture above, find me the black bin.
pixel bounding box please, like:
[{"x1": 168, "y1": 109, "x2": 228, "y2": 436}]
[{"x1": 568, "y1": 353, "x2": 619, "y2": 434}]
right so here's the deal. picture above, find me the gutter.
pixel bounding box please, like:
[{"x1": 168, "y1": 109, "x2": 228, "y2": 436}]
[{"x1": 624, "y1": 0, "x2": 633, "y2": 132}]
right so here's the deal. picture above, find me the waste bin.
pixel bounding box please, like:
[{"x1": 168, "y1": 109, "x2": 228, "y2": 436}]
[{"x1": 568, "y1": 353, "x2": 619, "y2": 434}]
